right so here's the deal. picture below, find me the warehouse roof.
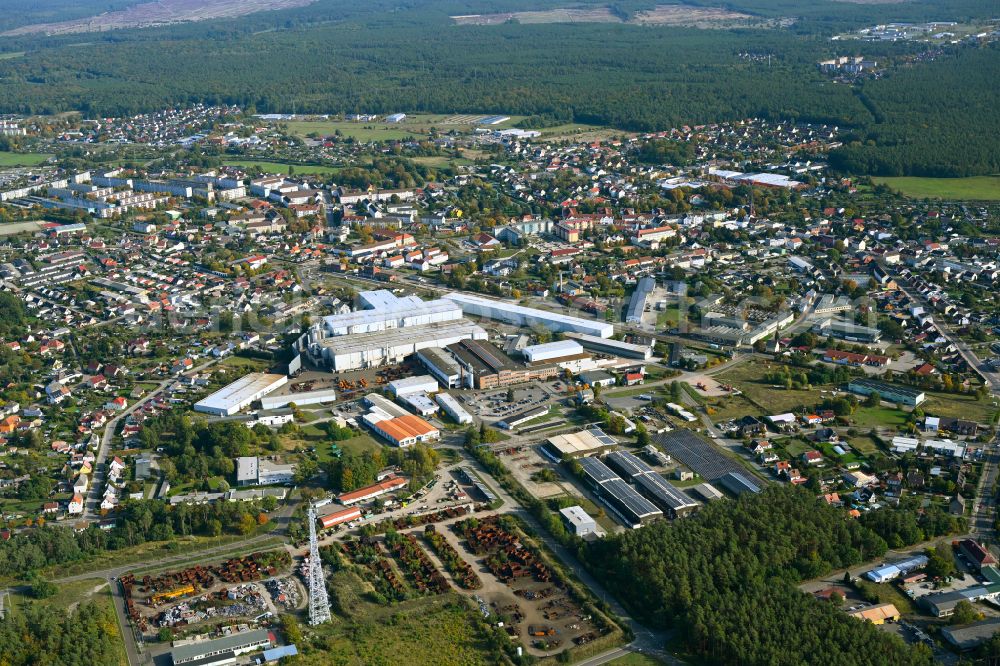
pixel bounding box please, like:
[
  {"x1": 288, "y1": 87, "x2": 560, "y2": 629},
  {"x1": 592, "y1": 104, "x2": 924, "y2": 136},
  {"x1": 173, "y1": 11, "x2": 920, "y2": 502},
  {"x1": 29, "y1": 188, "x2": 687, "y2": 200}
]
[
  {"x1": 849, "y1": 378, "x2": 924, "y2": 400},
  {"x1": 444, "y1": 292, "x2": 614, "y2": 338},
  {"x1": 522, "y1": 339, "x2": 584, "y2": 360},
  {"x1": 634, "y1": 473, "x2": 699, "y2": 513},
  {"x1": 605, "y1": 449, "x2": 655, "y2": 480},
  {"x1": 338, "y1": 476, "x2": 408, "y2": 504},
  {"x1": 316, "y1": 320, "x2": 487, "y2": 356},
  {"x1": 546, "y1": 428, "x2": 617, "y2": 458},
  {"x1": 601, "y1": 478, "x2": 662, "y2": 521},
  {"x1": 578, "y1": 456, "x2": 621, "y2": 485},
  {"x1": 447, "y1": 338, "x2": 519, "y2": 373},
  {"x1": 942, "y1": 617, "x2": 1000, "y2": 650},
  {"x1": 375, "y1": 414, "x2": 438, "y2": 442},
  {"x1": 417, "y1": 346, "x2": 461, "y2": 376},
  {"x1": 194, "y1": 373, "x2": 287, "y2": 414},
  {"x1": 170, "y1": 629, "x2": 272, "y2": 663},
  {"x1": 626, "y1": 277, "x2": 655, "y2": 323}
]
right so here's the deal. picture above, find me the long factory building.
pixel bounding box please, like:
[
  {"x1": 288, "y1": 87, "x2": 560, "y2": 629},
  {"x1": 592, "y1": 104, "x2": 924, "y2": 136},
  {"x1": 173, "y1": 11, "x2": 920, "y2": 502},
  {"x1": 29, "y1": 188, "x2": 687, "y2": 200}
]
[
  {"x1": 604, "y1": 450, "x2": 698, "y2": 518},
  {"x1": 305, "y1": 290, "x2": 487, "y2": 371},
  {"x1": 626, "y1": 277, "x2": 656, "y2": 324},
  {"x1": 443, "y1": 292, "x2": 615, "y2": 338},
  {"x1": 576, "y1": 456, "x2": 662, "y2": 528},
  {"x1": 563, "y1": 332, "x2": 653, "y2": 360},
  {"x1": 193, "y1": 373, "x2": 288, "y2": 417}
]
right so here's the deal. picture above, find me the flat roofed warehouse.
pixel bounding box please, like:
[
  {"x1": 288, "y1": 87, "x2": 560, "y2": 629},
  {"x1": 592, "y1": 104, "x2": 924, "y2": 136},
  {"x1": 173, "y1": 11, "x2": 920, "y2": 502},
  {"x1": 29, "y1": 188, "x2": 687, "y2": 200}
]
[
  {"x1": 544, "y1": 428, "x2": 617, "y2": 459},
  {"x1": 563, "y1": 332, "x2": 653, "y2": 360},
  {"x1": 626, "y1": 277, "x2": 656, "y2": 324},
  {"x1": 521, "y1": 339, "x2": 584, "y2": 363},
  {"x1": 559, "y1": 505, "x2": 597, "y2": 537},
  {"x1": 498, "y1": 405, "x2": 550, "y2": 429},
  {"x1": 416, "y1": 346, "x2": 462, "y2": 388},
  {"x1": 170, "y1": 628, "x2": 273, "y2": 665},
  {"x1": 848, "y1": 378, "x2": 926, "y2": 406},
  {"x1": 388, "y1": 375, "x2": 439, "y2": 397},
  {"x1": 322, "y1": 290, "x2": 462, "y2": 335},
  {"x1": 443, "y1": 292, "x2": 614, "y2": 338},
  {"x1": 311, "y1": 320, "x2": 487, "y2": 372},
  {"x1": 193, "y1": 373, "x2": 288, "y2": 417},
  {"x1": 435, "y1": 392, "x2": 473, "y2": 424}
]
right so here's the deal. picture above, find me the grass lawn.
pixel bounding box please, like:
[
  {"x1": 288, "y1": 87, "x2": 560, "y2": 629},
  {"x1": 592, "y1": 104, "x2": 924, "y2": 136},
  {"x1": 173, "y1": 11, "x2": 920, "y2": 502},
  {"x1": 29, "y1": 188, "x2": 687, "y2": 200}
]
[
  {"x1": 854, "y1": 579, "x2": 915, "y2": 615},
  {"x1": 409, "y1": 155, "x2": 474, "y2": 169},
  {"x1": 850, "y1": 406, "x2": 908, "y2": 429},
  {"x1": 309, "y1": 433, "x2": 385, "y2": 464},
  {"x1": 780, "y1": 438, "x2": 813, "y2": 458},
  {"x1": 0, "y1": 151, "x2": 52, "y2": 166},
  {"x1": 656, "y1": 306, "x2": 681, "y2": 328},
  {"x1": 219, "y1": 356, "x2": 271, "y2": 372},
  {"x1": 848, "y1": 435, "x2": 881, "y2": 456},
  {"x1": 27, "y1": 534, "x2": 275, "y2": 583},
  {"x1": 922, "y1": 391, "x2": 999, "y2": 425},
  {"x1": 873, "y1": 176, "x2": 1000, "y2": 201},
  {"x1": 8, "y1": 577, "x2": 108, "y2": 614},
  {"x1": 703, "y1": 394, "x2": 758, "y2": 421},
  {"x1": 299, "y1": 594, "x2": 497, "y2": 665},
  {"x1": 222, "y1": 159, "x2": 341, "y2": 176},
  {"x1": 714, "y1": 362, "x2": 820, "y2": 414}
]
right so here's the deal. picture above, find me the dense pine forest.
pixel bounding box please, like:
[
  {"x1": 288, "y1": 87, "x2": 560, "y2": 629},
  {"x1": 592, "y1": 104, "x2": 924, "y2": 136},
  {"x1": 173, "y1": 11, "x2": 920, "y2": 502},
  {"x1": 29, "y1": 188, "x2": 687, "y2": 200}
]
[
  {"x1": 587, "y1": 486, "x2": 959, "y2": 665},
  {"x1": 0, "y1": 0, "x2": 996, "y2": 176}
]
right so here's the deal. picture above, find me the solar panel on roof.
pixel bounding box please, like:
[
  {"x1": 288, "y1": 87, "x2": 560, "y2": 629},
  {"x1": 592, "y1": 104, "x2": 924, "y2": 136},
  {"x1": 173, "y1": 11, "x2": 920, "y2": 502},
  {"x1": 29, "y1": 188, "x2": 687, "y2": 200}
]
[
  {"x1": 601, "y1": 478, "x2": 662, "y2": 519},
  {"x1": 634, "y1": 473, "x2": 698, "y2": 511},
  {"x1": 578, "y1": 456, "x2": 620, "y2": 484},
  {"x1": 588, "y1": 428, "x2": 617, "y2": 447},
  {"x1": 605, "y1": 450, "x2": 655, "y2": 479}
]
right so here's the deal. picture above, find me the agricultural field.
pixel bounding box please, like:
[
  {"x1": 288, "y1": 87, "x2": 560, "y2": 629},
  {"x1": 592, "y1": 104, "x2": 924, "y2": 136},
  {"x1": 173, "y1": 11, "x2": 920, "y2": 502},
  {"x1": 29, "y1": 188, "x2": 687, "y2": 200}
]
[
  {"x1": 221, "y1": 159, "x2": 341, "y2": 176},
  {"x1": 0, "y1": 151, "x2": 52, "y2": 166},
  {"x1": 1, "y1": 0, "x2": 317, "y2": 36},
  {"x1": 279, "y1": 114, "x2": 523, "y2": 142},
  {"x1": 873, "y1": 176, "x2": 1000, "y2": 201},
  {"x1": 452, "y1": 5, "x2": 773, "y2": 29}
]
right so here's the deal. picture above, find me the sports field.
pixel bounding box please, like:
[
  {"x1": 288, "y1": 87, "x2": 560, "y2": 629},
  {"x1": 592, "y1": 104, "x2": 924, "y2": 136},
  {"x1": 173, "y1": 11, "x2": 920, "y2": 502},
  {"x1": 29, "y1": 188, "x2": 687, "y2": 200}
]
[
  {"x1": 0, "y1": 151, "x2": 53, "y2": 166},
  {"x1": 874, "y1": 176, "x2": 1000, "y2": 201},
  {"x1": 221, "y1": 159, "x2": 340, "y2": 176}
]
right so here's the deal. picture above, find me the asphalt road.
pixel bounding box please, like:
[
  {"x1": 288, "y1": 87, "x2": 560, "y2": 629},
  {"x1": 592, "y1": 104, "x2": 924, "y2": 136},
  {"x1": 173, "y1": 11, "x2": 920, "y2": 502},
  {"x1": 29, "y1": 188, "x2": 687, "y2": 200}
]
[
  {"x1": 84, "y1": 358, "x2": 219, "y2": 521},
  {"x1": 895, "y1": 278, "x2": 1000, "y2": 395}
]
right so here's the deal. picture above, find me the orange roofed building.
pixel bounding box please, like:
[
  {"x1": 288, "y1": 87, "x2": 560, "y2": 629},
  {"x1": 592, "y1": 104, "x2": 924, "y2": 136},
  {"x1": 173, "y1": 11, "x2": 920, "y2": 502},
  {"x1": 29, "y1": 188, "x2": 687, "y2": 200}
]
[
  {"x1": 338, "y1": 477, "x2": 409, "y2": 506},
  {"x1": 369, "y1": 414, "x2": 440, "y2": 447}
]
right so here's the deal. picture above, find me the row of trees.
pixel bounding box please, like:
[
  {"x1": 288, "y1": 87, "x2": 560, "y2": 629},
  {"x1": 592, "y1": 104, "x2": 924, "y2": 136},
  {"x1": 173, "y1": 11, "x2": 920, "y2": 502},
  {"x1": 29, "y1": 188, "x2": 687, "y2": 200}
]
[{"x1": 0, "y1": 498, "x2": 275, "y2": 577}]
